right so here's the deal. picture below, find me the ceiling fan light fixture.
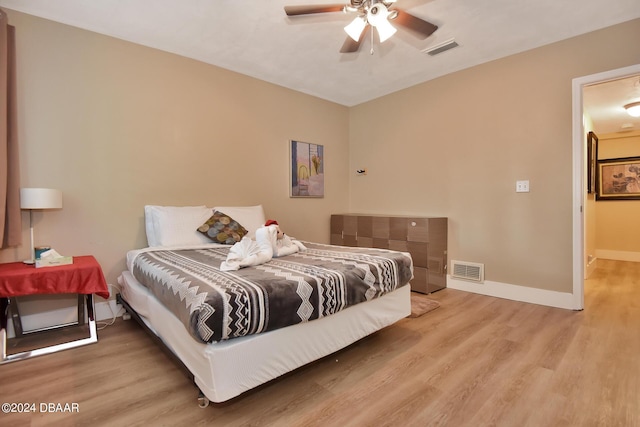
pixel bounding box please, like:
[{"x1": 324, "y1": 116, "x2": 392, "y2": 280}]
[
  {"x1": 367, "y1": 4, "x2": 388, "y2": 27},
  {"x1": 624, "y1": 101, "x2": 640, "y2": 117},
  {"x1": 367, "y1": 3, "x2": 396, "y2": 43},
  {"x1": 285, "y1": 0, "x2": 438, "y2": 53},
  {"x1": 375, "y1": 17, "x2": 397, "y2": 42},
  {"x1": 344, "y1": 16, "x2": 367, "y2": 41}
]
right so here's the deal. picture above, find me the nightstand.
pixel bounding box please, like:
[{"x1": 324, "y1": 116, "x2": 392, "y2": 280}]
[{"x1": 0, "y1": 255, "x2": 109, "y2": 364}]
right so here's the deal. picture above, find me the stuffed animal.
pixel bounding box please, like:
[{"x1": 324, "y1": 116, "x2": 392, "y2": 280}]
[
  {"x1": 220, "y1": 219, "x2": 307, "y2": 270},
  {"x1": 264, "y1": 219, "x2": 306, "y2": 257},
  {"x1": 265, "y1": 219, "x2": 285, "y2": 239}
]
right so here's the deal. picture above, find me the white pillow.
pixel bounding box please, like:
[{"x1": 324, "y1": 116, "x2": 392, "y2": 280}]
[
  {"x1": 213, "y1": 205, "x2": 266, "y2": 239},
  {"x1": 144, "y1": 205, "x2": 213, "y2": 247}
]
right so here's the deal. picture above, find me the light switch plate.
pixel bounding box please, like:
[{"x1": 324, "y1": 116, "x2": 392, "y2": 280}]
[{"x1": 516, "y1": 180, "x2": 530, "y2": 193}]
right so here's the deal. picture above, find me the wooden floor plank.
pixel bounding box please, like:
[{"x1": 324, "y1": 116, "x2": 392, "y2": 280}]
[{"x1": 1, "y1": 259, "x2": 638, "y2": 426}]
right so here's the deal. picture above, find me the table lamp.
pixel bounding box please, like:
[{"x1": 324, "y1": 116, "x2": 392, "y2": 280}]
[{"x1": 20, "y1": 188, "x2": 63, "y2": 264}]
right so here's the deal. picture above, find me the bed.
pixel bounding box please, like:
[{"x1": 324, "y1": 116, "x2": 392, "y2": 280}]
[{"x1": 116, "y1": 205, "x2": 413, "y2": 406}]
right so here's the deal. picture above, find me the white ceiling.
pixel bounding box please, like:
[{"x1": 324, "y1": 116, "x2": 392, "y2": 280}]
[
  {"x1": 1, "y1": 0, "x2": 639, "y2": 131},
  {"x1": 584, "y1": 75, "x2": 640, "y2": 135}
]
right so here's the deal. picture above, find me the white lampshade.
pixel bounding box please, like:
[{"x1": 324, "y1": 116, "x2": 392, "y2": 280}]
[
  {"x1": 624, "y1": 101, "x2": 640, "y2": 118},
  {"x1": 19, "y1": 188, "x2": 63, "y2": 264},
  {"x1": 375, "y1": 18, "x2": 397, "y2": 42},
  {"x1": 367, "y1": 3, "x2": 388, "y2": 26},
  {"x1": 20, "y1": 188, "x2": 63, "y2": 210},
  {"x1": 367, "y1": 3, "x2": 397, "y2": 43},
  {"x1": 344, "y1": 16, "x2": 367, "y2": 42}
]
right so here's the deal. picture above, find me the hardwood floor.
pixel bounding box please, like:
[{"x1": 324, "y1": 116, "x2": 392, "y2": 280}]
[{"x1": 2, "y1": 260, "x2": 638, "y2": 426}]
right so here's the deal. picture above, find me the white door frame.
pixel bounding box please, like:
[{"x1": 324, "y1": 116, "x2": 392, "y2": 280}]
[{"x1": 571, "y1": 63, "x2": 640, "y2": 310}]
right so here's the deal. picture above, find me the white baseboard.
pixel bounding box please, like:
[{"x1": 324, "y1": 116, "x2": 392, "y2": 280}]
[
  {"x1": 447, "y1": 276, "x2": 579, "y2": 310},
  {"x1": 595, "y1": 249, "x2": 640, "y2": 263},
  {"x1": 7, "y1": 273, "x2": 591, "y2": 337}
]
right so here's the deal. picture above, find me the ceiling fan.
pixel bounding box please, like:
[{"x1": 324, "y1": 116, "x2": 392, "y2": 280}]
[{"x1": 284, "y1": 0, "x2": 438, "y2": 54}]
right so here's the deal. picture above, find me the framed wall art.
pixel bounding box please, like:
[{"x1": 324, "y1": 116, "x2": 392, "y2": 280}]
[
  {"x1": 290, "y1": 140, "x2": 324, "y2": 198},
  {"x1": 587, "y1": 131, "x2": 598, "y2": 194},
  {"x1": 596, "y1": 156, "x2": 640, "y2": 200}
]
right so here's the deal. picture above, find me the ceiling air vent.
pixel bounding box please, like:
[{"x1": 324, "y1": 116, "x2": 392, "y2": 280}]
[
  {"x1": 422, "y1": 39, "x2": 459, "y2": 56},
  {"x1": 451, "y1": 260, "x2": 484, "y2": 283}
]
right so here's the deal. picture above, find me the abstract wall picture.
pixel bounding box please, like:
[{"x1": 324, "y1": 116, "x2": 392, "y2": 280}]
[{"x1": 290, "y1": 140, "x2": 324, "y2": 198}]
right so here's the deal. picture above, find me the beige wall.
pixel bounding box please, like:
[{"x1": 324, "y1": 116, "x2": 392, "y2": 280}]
[
  {"x1": 1, "y1": 8, "x2": 639, "y2": 300},
  {"x1": 595, "y1": 130, "x2": 640, "y2": 256},
  {"x1": 0, "y1": 10, "x2": 350, "y2": 289},
  {"x1": 349, "y1": 19, "x2": 640, "y2": 293}
]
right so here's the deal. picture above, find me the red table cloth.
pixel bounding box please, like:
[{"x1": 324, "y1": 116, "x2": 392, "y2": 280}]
[{"x1": 0, "y1": 255, "x2": 109, "y2": 299}]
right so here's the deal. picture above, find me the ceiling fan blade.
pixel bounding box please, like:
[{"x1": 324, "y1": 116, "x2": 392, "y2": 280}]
[
  {"x1": 391, "y1": 9, "x2": 438, "y2": 39},
  {"x1": 340, "y1": 26, "x2": 369, "y2": 53},
  {"x1": 340, "y1": 37, "x2": 361, "y2": 53},
  {"x1": 284, "y1": 4, "x2": 346, "y2": 16}
]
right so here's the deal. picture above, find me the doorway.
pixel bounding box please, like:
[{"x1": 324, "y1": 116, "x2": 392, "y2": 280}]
[{"x1": 572, "y1": 63, "x2": 640, "y2": 310}]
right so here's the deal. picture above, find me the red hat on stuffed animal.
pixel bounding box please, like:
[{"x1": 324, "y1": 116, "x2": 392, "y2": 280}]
[{"x1": 265, "y1": 220, "x2": 279, "y2": 227}]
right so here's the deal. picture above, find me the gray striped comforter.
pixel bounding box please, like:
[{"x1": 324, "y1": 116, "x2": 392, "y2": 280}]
[{"x1": 129, "y1": 242, "x2": 413, "y2": 343}]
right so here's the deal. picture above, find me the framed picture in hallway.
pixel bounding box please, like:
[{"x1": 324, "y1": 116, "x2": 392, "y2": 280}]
[
  {"x1": 596, "y1": 156, "x2": 640, "y2": 200},
  {"x1": 290, "y1": 140, "x2": 324, "y2": 198},
  {"x1": 587, "y1": 131, "x2": 598, "y2": 194}
]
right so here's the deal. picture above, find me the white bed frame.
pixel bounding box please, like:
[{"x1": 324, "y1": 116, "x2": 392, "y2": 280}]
[{"x1": 117, "y1": 270, "x2": 411, "y2": 406}]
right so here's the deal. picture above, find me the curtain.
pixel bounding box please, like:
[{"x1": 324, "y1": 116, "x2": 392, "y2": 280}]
[{"x1": 0, "y1": 9, "x2": 21, "y2": 249}]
